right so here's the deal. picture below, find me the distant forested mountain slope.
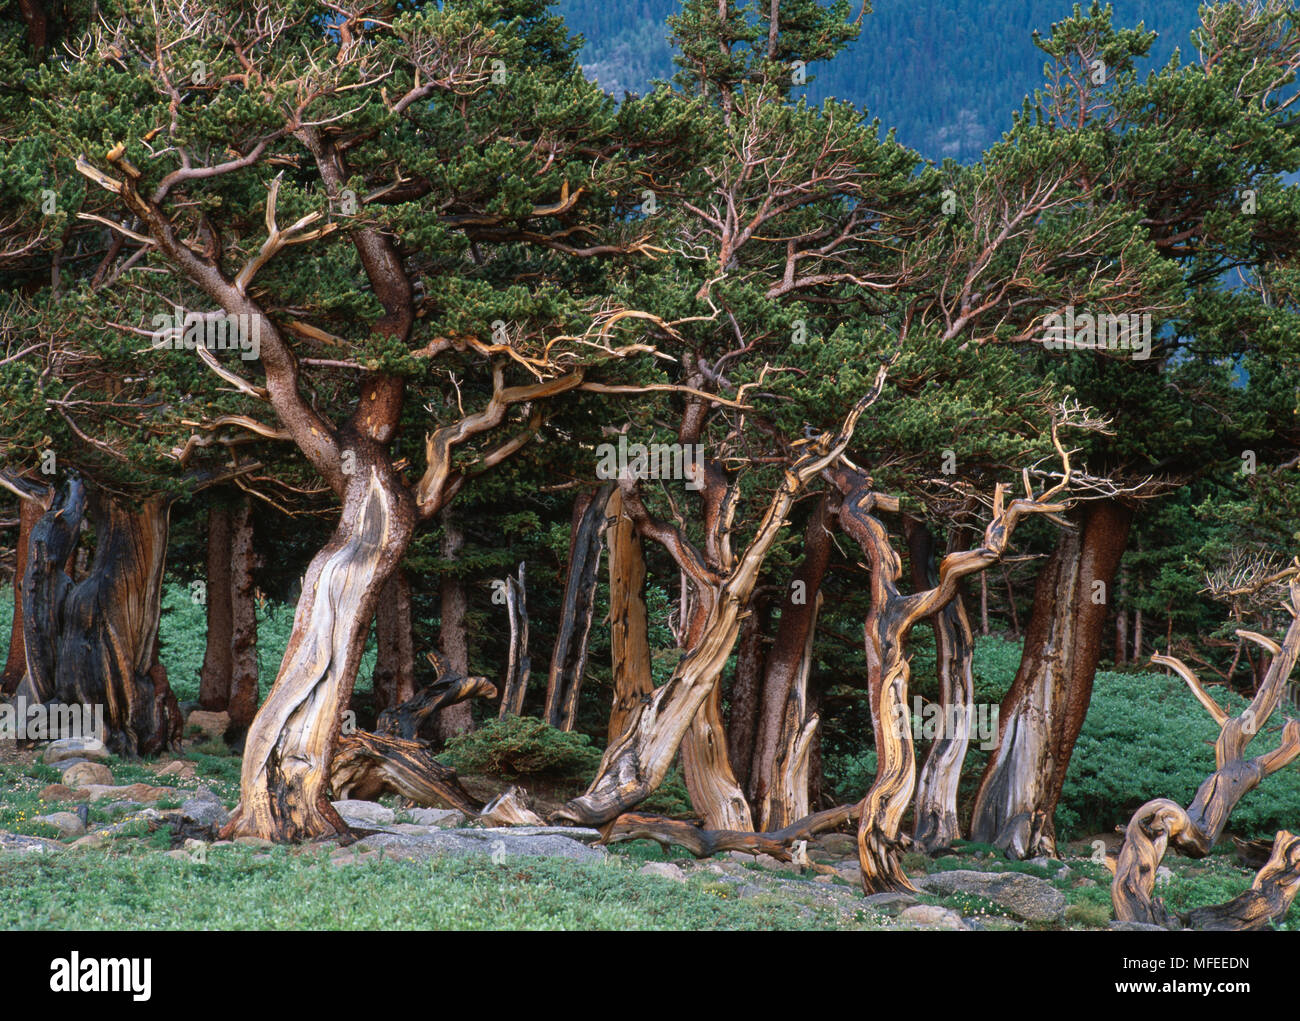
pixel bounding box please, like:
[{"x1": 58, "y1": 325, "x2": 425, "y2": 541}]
[{"x1": 555, "y1": 0, "x2": 1204, "y2": 162}]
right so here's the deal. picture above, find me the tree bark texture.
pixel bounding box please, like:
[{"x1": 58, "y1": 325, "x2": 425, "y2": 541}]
[
  {"x1": 605, "y1": 485, "x2": 656, "y2": 743},
  {"x1": 1, "y1": 494, "x2": 43, "y2": 694},
  {"x1": 543, "y1": 485, "x2": 610, "y2": 730},
  {"x1": 971, "y1": 500, "x2": 1133, "y2": 858},
  {"x1": 18, "y1": 477, "x2": 180, "y2": 756}
]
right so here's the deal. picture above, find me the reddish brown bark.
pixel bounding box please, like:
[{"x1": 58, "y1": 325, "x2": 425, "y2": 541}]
[
  {"x1": 726, "y1": 594, "x2": 769, "y2": 790},
  {"x1": 436, "y1": 506, "x2": 473, "y2": 740},
  {"x1": 606, "y1": 486, "x2": 655, "y2": 743},
  {"x1": 199, "y1": 501, "x2": 233, "y2": 710},
  {"x1": 2, "y1": 496, "x2": 42, "y2": 694},
  {"x1": 543, "y1": 485, "x2": 610, "y2": 731},
  {"x1": 971, "y1": 500, "x2": 1134, "y2": 857},
  {"x1": 227, "y1": 496, "x2": 259, "y2": 732},
  {"x1": 749, "y1": 496, "x2": 837, "y2": 828},
  {"x1": 372, "y1": 568, "x2": 416, "y2": 714}
]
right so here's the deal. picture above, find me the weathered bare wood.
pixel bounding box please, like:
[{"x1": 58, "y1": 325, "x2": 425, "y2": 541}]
[
  {"x1": 227, "y1": 495, "x2": 259, "y2": 734},
  {"x1": 224, "y1": 467, "x2": 416, "y2": 842},
  {"x1": 480, "y1": 786, "x2": 545, "y2": 826},
  {"x1": 331, "y1": 729, "x2": 482, "y2": 816},
  {"x1": 832, "y1": 424, "x2": 1077, "y2": 892},
  {"x1": 909, "y1": 520, "x2": 976, "y2": 853},
  {"x1": 600, "y1": 804, "x2": 856, "y2": 859},
  {"x1": 1112, "y1": 576, "x2": 1300, "y2": 929},
  {"x1": 752, "y1": 496, "x2": 836, "y2": 829},
  {"x1": 497, "y1": 563, "x2": 530, "y2": 718},
  {"x1": 1184, "y1": 831, "x2": 1300, "y2": 931},
  {"x1": 543, "y1": 485, "x2": 611, "y2": 730},
  {"x1": 553, "y1": 365, "x2": 890, "y2": 828},
  {"x1": 377, "y1": 650, "x2": 498, "y2": 743}
]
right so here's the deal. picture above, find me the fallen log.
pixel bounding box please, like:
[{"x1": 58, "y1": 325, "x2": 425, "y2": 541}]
[
  {"x1": 599, "y1": 804, "x2": 856, "y2": 861},
  {"x1": 331, "y1": 729, "x2": 482, "y2": 816}
]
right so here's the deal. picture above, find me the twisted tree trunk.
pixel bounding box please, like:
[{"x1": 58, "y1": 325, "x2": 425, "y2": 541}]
[
  {"x1": 832, "y1": 448, "x2": 1074, "y2": 893},
  {"x1": 971, "y1": 500, "x2": 1132, "y2": 858},
  {"x1": 553, "y1": 370, "x2": 888, "y2": 827},
  {"x1": 543, "y1": 485, "x2": 610, "y2": 730},
  {"x1": 223, "y1": 463, "x2": 415, "y2": 841},
  {"x1": 19, "y1": 477, "x2": 180, "y2": 756},
  {"x1": 908, "y1": 519, "x2": 975, "y2": 854},
  {"x1": 1112, "y1": 581, "x2": 1300, "y2": 929}
]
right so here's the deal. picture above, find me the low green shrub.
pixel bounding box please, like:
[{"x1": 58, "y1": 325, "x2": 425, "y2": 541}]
[{"x1": 440, "y1": 715, "x2": 604, "y2": 778}]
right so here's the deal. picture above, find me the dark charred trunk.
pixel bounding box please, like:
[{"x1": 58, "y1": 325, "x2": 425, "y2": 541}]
[
  {"x1": 972, "y1": 500, "x2": 1133, "y2": 858},
  {"x1": 543, "y1": 485, "x2": 610, "y2": 731},
  {"x1": 18, "y1": 477, "x2": 180, "y2": 756}
]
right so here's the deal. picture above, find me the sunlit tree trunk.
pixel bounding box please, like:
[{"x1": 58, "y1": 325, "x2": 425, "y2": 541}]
[
  {"x1": 225, "y1": 462, "x2": 415, "y2": 841},
  {"x1": 606, "y1": 486, "x2": 655, "y2": 743}
]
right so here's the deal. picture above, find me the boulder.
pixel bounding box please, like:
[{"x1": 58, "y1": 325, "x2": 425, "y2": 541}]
[
  {"x1": 638, "y1": 862, "x2": 687, "y2": 882},
  {"x1": 31, "y1": 812, "x2": 86, "y2": 840},
  {"x1": 330, "y1": 799, "x2": 394, "y2": 828},
  {"x1": 62, "y1": 761, "x2": 114, "y2": 787},
  {"x1": 862, "y1": 891, "x2": 920, "y2": 914},
  {"x1": 185, "y1": 710, "x2": 230, "y2": 740},
  {"x1": 180, "y1": 789, "x2": 229, "y2": 829},
  {"x1": 0, "y1": 831, "x2": 65, "y2": 853},
  {"x1": 817, "y1": 833, "x2": 858, "y2": 857},
  {"x1": 43, "y1": 737, "x2": 109, "y2": 765},
  {"x1": 355, "y1": 828, "x2": 606, "y2": 863},
  {"x1": 899, "y1": 905, "x2": 970, "y2": 930},
  {"x1": 407, "y1": 807, "x2": 465, "y2": 828},
  {"x1": 79, "y1": 783, "x2": 173, "y2": 804},
  {"x1": 915, "y1": 869, "x2": 1066, "y2": 923}
]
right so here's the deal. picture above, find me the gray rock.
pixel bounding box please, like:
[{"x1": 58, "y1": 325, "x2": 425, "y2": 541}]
[
  {"x1": 753, "y1": 853, "x2": 785, "y2": 870},
  {"x1": 474, "y1": 826, "x2": 604, "y2": 845},
  {"x1": 1155, "y1": 865, "x2": 1175, "y2": 886},
  {"x1": 916, "y1": 869, "x2": 1066, "y2": 923},
  {"x1": 354, "y1": 828, "x2": 606, "y2": 863},
  {"x1": 817, "y1": 833, "x2": 858, "y2": 857},
  {"x1": 331, "y1": 799, "x2": 394, "y2": 827},
  {"x1": 899, "y1": 905, "x2": 969, "y2": 930},
  {"x1": 1108, "y1": 920, "x2": 1177, "y2": 932},
  {"x1": 407, "y1": 808, "x2": 465, "y2": 828},
  {"x1": 638, "y1": 862, "x2": 687, "y2": 882},
  {"x1": 180, "y1": 789, "x2": 230, "y2": 829},
  {"x1": 0, "y1": 831, "x2": 65, "y2": 853},
  {"x1": 862, "y1": 891, "x2": 919, "y2": 914},
  {"x1": 43, "y1": 737, "x2": 110, "y2": 765},
  {"x1": 31, "y1": 812, "x2": 86, "y2": 840}
]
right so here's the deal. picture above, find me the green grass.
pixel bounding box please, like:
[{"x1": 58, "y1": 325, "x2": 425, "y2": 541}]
[{"x1": 0, "y1": 848, "x2": 881, "y2": 930}]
